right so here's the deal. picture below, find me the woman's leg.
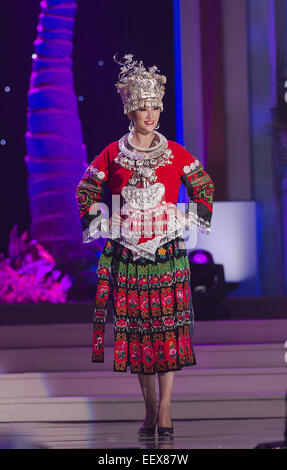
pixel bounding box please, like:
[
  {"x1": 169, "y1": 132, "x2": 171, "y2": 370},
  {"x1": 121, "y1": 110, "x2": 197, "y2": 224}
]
[
  {"x1": 137, "y1": 373, "x2": 158, "y2": 427},
  {"x1": 157, "y1": 371, "x2": 174, "y2": 427}
]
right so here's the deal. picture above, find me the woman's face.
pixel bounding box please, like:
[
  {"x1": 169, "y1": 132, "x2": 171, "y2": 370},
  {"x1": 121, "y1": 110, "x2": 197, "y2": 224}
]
[{"x1": 129, "y1": 106, "x2": 161, "y2": 134}]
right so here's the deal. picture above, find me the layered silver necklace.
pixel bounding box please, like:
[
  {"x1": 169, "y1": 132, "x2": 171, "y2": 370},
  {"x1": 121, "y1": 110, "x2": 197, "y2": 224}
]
[
  {"x1": 111, "y1": 131, "x2": 183, "y2": 261},
  {"x1": 116, "y1": 131, "x2": 174, "y2": 187}
]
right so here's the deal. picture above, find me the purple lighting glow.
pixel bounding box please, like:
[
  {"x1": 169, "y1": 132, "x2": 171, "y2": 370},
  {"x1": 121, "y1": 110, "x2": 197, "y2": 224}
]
[
  {"x1": 189, "y1": 249, "x2": 214, "y2": 265},
  {"x1": 192, "y1": 253, "x2": 209, "y2": 264}
]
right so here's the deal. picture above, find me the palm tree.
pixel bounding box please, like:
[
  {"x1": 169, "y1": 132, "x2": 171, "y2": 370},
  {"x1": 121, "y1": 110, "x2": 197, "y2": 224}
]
[{"x1": 25, "y1": 0, "x2": 98, "y2": 274}]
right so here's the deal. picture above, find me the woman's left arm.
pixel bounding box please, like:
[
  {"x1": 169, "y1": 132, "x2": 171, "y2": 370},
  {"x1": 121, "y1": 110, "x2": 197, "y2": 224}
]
[{"x1": 178, "y1": 146, "x2": 215, "y2": 234}]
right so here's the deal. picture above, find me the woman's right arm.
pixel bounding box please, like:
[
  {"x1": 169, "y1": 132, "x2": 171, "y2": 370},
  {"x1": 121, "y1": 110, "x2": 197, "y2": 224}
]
[{"x1": 75, "y1": 145, "x2": 110, "y2": 243}]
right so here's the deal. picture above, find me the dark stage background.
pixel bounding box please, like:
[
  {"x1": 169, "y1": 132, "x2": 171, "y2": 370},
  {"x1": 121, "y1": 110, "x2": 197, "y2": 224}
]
[{"x1": 0, "y1": 0, "x2": 176, "y2": 255}]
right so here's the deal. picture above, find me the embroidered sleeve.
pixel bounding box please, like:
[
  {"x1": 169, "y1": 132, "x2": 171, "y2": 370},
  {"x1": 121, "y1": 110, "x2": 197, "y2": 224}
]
[
  {"x1": 75, "y1": 147, "x2": 110, "y2": 243},
  {"x1": 179, "y1": 150, "x2": 215, "y2": 234}
]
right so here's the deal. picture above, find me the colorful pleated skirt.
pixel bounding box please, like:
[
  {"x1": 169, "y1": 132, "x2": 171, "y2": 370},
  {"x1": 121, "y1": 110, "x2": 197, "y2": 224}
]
[{"x1": 92, "y1": 236, "x2": 197, "y2": 375}]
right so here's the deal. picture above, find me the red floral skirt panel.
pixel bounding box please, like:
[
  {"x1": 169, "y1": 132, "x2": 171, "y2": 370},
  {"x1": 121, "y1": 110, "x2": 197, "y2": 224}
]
[{"x1": 92, "y1": 236, "x2": 196, "y2": 375}]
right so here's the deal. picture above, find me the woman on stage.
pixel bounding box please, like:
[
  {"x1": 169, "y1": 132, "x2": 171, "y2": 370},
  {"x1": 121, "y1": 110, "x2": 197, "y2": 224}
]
[{"x1": 76, "y1": 54, "x2": 214, "y2": 438}]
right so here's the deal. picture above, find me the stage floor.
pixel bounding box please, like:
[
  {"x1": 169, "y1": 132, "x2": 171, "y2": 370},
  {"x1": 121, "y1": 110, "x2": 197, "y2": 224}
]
[{"x1": 0, "y1": 417, "x2": 285, "y2": 449}]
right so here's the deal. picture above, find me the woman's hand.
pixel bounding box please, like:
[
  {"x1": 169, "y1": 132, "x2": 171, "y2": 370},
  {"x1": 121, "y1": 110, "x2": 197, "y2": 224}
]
[
  {"x1": 166, "y1": 202, "x2": 186, "y2": 227},
  {"x1": 109, "y1": 208, "x2": 123, "y2": 230}
]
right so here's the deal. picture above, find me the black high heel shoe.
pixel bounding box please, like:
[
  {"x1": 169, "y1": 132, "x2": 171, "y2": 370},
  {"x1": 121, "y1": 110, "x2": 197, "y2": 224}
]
[
  {"x1": 157, "y1": 418, "x2": 174, "y2": 436},
  {"x1": 138, "y1": 414, "x2": 158, "y2": 437}
]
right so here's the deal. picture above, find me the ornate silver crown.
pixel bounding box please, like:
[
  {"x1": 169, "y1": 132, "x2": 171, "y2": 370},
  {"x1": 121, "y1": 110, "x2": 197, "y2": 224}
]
[{"x1": 114, "y1": 53, "x2": 166, "y2": 114}]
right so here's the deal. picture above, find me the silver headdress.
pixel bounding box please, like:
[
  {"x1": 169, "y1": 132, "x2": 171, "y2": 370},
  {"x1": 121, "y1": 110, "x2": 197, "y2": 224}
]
[{"x1": 113, "y1": 53, "x2": 167, "y2": 114}]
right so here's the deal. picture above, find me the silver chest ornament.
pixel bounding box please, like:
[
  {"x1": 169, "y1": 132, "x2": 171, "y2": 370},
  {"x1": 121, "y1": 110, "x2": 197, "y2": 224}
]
[{"x1": 114, "y1": 132, "x2": 176, "y2": 239}]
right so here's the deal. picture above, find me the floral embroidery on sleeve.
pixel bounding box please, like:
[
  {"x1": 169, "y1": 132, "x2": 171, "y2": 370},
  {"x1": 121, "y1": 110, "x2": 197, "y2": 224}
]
[
  {"x1": 76, "y1": 160, "x2": 109, "y2": 243},
  {"x1": 180, "y1": 157, "x2": 214, "y2": 234}
]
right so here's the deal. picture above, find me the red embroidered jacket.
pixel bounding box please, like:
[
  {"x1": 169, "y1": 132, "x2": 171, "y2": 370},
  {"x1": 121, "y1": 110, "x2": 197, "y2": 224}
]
[
  {"x1": 75, "y1": 139, "x2": 215, "y2": 363},
  {"x1": 76, "y1": 139, "x2": 214, "y2": 242}
]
